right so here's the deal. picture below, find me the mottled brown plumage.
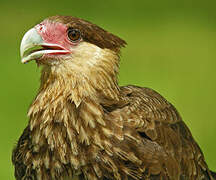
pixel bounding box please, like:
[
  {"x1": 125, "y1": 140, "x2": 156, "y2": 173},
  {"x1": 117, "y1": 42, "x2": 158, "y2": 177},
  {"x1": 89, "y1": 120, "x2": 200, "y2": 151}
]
[{"x1": 13, "y1": 15, "x2": 215, "y2": 180}]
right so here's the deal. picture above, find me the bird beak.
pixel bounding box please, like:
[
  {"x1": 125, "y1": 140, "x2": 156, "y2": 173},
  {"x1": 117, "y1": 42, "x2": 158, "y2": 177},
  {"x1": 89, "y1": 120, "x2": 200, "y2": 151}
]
[
  {"x1": 20, "y1": 28, "x2": 70, "y2": 64},
  {"x1": 20, "y1": 28, "x2": 44, "y2": 64}
]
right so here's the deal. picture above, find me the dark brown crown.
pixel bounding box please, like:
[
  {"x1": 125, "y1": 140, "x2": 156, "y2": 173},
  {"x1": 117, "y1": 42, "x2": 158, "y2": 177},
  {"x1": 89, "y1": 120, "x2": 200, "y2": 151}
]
[{"x1": 47, "y1": 15, "x2": 127, "y2": 52}]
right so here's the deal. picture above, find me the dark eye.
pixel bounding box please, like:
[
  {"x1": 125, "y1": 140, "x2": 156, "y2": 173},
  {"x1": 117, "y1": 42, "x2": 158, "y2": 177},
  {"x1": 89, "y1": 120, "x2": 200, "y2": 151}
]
[{"x1": 67, "y1": 29, "x2": 81, "y2": 42}]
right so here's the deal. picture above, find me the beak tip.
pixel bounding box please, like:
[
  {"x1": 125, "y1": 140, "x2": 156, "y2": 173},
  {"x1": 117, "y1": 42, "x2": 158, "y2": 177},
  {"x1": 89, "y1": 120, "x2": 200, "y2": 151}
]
[
  {"x1": 21, "y1": 56, "x2": 31, "y2": 64},
  {"x1": 21, "y1": 59, "x2": 27, "y2": 64}
]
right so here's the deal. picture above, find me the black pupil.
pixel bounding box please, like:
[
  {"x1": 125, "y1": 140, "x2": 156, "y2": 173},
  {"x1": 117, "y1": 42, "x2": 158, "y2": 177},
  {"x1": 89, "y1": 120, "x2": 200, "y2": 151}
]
[
  {"x1": 71, "y1": 31, "x2": 77, "y2": 37},
  {"x1": 68, "y1": 29, "x2": 80, "y2": 41}
]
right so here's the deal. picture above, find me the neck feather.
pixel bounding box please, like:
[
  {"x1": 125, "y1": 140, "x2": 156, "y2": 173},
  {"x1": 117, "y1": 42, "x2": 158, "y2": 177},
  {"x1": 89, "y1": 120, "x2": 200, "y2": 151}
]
[
  {"x1": 26, "y1": 47, "x2": 126, "y2": 173},
  {"x1": 28, "y1": 47, "x2": 122, "y2": 148}
]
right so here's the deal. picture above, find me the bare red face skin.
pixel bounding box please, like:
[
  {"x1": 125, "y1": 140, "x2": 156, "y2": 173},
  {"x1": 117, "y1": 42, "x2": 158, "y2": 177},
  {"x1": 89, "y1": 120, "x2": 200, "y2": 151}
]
[{"x1": 35, "y1": 20, "x2": 77, "y2": 53}]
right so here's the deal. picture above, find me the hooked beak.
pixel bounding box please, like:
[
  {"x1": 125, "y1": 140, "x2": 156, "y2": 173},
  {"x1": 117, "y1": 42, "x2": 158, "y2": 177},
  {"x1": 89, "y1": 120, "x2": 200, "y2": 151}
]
[{"x1": 20, "y1": 28, "x2": 70, "y2": 64}]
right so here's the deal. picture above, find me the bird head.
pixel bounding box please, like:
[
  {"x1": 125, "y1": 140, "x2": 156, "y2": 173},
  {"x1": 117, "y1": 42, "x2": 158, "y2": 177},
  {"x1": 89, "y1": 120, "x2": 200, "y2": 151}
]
[
  {"x1": 20, "y1": 16, "x2": 126, "y2": 106},
  {"x1": 20, "y1": 15, "x2": 126, "y2": 67}
]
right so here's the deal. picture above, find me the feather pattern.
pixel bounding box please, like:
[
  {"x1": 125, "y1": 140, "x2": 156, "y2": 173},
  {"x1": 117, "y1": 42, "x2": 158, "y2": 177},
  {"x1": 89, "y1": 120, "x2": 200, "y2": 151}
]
[{"x1": 12, "y1": 15, "x2": 215, "y2": 180}]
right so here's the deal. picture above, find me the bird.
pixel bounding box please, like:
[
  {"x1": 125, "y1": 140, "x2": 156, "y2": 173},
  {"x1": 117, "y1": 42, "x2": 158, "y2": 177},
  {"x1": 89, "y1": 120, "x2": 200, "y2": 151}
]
[{"x1": 12, "y1": 15, "x2": 215, "y2": 180}]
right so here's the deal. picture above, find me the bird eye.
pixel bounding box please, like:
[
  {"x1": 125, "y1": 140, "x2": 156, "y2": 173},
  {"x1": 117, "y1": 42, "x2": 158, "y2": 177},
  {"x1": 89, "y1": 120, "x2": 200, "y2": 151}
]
[{"x1": 67, "y1": 29, "x2": 81, "y2": 42}]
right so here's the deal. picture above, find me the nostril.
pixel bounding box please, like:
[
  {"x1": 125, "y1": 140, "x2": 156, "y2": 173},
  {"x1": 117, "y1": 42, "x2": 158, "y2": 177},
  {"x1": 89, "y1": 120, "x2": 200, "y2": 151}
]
[{"x1": 36, "y1": 23, "x2": 46, "y2": 33}]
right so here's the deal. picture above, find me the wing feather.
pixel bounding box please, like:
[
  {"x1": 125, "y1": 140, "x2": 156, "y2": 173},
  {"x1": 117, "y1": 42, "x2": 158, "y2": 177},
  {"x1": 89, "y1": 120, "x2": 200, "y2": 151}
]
[{"x1": 102, "y1": 85, "x2": 214, "y2": 179}]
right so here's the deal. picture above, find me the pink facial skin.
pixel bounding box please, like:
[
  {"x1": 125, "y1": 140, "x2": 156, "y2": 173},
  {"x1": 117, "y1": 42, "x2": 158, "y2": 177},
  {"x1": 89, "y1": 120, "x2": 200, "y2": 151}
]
[{"x1": 35, "y1": 20, "x2": 80, "y2": 55}]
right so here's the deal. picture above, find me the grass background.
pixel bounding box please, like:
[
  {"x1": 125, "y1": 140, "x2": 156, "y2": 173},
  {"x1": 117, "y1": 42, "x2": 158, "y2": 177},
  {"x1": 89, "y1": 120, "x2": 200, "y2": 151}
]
[{"x1": 1, "y1": 0, "x2": 216, "y2": 179}]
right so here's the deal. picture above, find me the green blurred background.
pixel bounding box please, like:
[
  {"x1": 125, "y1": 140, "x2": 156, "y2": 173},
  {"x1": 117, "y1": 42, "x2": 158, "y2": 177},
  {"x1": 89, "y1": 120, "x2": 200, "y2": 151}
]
[{"x1": 1, "y1": 0, "x2": 216, "y2": 179}]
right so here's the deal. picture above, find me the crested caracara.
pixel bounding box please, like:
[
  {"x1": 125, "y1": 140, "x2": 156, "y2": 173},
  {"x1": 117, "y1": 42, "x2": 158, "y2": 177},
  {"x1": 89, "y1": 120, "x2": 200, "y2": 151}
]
[{"x1": 12, "y1": 15, "x2": 215, "y2": 180}]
